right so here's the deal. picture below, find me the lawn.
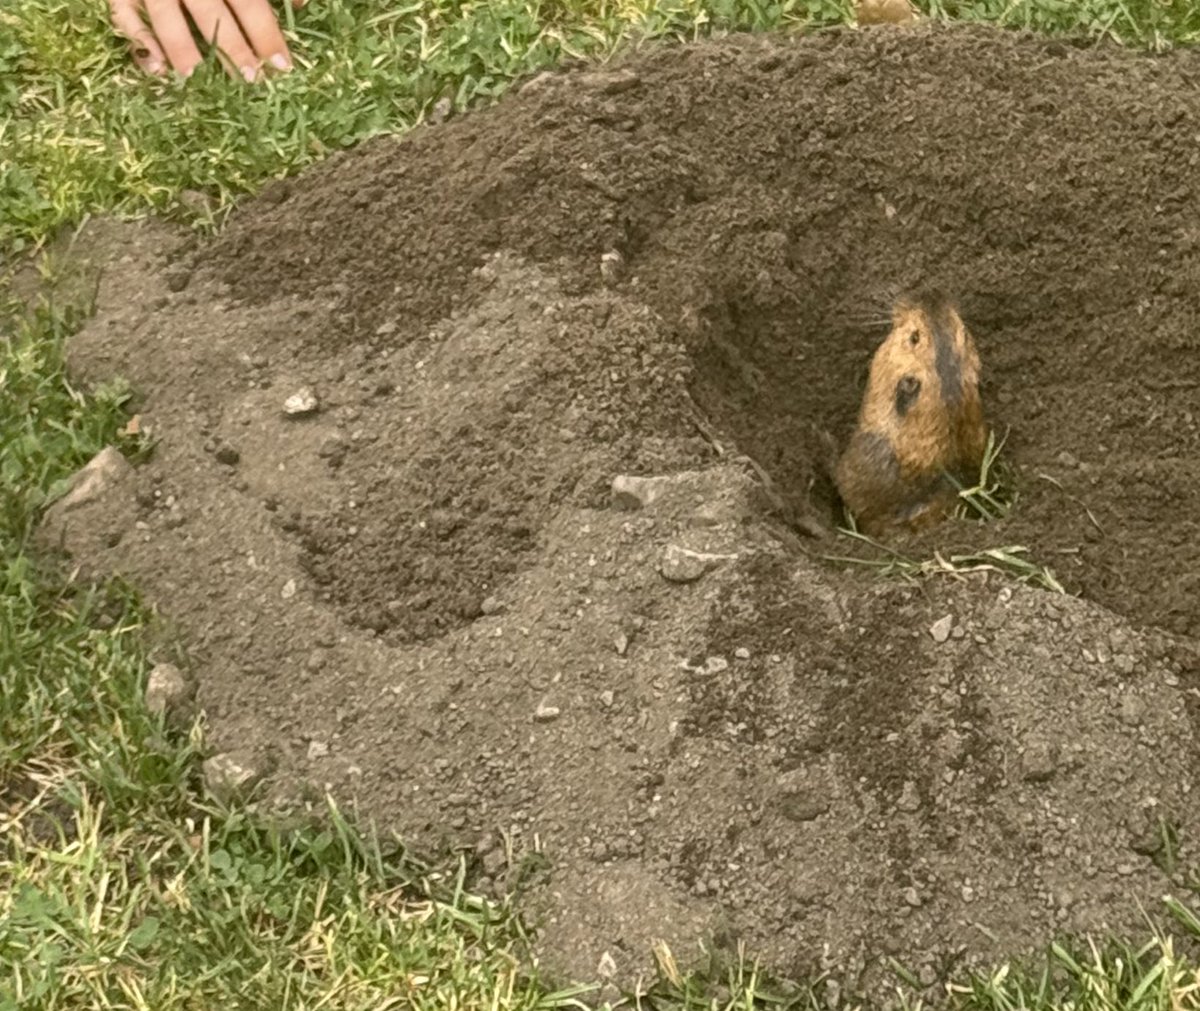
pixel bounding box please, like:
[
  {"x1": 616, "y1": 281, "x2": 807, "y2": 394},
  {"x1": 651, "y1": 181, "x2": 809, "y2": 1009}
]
[{"x1": 3, "y1": 1, "x2": 1200, "y2": 1008}]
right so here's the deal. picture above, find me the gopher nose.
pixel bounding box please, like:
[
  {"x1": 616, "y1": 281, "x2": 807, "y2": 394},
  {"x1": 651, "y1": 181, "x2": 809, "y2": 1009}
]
[{"x1": 894, "y1": 374, "x2": 921, "y2": 417}]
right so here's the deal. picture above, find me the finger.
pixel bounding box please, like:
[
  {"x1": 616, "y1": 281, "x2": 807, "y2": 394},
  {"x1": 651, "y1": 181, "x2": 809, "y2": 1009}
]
[
  {"x1": 183, "y1": 0, "x2": 260, "y2": 81},
  {"x1": 143, "y1": 0, "x2": 204, "y2": 76},
  {"x1": 108, "y1": 0, "x2": 167, "y2": 74},
  {"x1": 228, "y1": 0, "x2": 291, "y2": 70},
  {"x1": 292, "y1": 0, "x2": 306, "y2": 7}
]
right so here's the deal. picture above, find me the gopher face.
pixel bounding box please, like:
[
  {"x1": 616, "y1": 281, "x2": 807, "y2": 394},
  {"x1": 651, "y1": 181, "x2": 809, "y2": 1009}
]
[{"x1": 887, "y1": 290, "x2": 979, "y2": 408}]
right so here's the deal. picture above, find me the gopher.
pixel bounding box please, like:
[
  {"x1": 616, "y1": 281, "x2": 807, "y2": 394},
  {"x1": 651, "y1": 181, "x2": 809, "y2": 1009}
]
[{"x1": 835, "y1": 290, "x2": 988, "y2": 537}]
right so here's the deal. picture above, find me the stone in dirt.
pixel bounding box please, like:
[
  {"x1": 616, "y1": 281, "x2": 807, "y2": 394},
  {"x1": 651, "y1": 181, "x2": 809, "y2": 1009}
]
[
  {"x1": 144, "y1": 662, "x2": 193, "y2": 723},
  {"x1": 37, "y1": 445, "x2": 136, "y2": 555},
  {"x1": 929, "y1": 614, "x2": 954, "y2": 643},
  {"x1": 48, "y1": 21, "x2": 1200, "y2": 1004},
  {"x1": 202, "y1": 751, "x2": 266, "y2": 804},
  {"x1": 282, "y1": 387, "x2": 320, "y2": 416},
  {"x1": 659, "y1": 544, "x2": 733, "y2": 583}
]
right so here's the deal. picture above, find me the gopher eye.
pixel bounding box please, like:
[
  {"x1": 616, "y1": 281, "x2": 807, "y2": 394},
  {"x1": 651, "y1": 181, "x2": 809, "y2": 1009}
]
[{"x1": 908, "y1": 331, "x2": 920, "y2": 347}]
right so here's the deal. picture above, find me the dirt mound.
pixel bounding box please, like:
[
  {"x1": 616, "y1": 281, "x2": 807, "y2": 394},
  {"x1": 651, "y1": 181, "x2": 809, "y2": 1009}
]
[
  {"x1": 199, "y1": 20, "x2": 1200, "y2": 640},
  {"x1": 49, "y1": 20, "x2": 1200, "y2": 1003}
]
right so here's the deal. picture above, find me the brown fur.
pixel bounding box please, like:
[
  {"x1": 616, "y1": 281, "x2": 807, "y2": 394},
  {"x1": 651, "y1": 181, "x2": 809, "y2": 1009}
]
[{"x1": 835, "y1": 290, "x2": 988, "y2": 537}]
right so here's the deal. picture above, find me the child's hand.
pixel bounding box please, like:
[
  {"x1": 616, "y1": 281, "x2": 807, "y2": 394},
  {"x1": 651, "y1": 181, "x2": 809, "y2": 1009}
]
[{"x1": 108, "y1": 0, "x2": 306, "y2": 81}]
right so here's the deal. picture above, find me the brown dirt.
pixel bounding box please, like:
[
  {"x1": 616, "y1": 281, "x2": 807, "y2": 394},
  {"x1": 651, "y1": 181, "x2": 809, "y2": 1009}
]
[{"x1": 43, "y1": 21, "x2": 1200, "y2": 1005}]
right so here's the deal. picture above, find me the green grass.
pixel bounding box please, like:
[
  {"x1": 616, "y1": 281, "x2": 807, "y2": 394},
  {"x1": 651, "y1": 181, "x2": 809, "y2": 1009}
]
[
  {"x1": 4, "y1": 1, "x2": 1200, "y2": 1009},
  {"x1": 829, "y1": 426, "x2": 1066, "y2": 593},
  {"x1": 5, "y1": 0, "x2": 1200, "y2": 256}
]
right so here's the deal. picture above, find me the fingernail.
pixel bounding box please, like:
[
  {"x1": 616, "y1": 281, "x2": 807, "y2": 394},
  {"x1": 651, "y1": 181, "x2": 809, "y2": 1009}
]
[
  {"x1": 242, "y1": 65, "x2": 258, "y2": 83},
  {"x1": 135, "y1": 46, "x2": 150, "y2": 58},
  {"x1": 269, "y1": 53, "x2": 291, "y2": 71}
]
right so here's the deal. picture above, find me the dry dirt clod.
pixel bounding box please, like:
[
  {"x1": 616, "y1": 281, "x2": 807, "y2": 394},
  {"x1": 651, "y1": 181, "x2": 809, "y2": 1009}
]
[
  {"x1": 612, "y1": 474, "x2": 669, "y2": 510},
  {"x1": 480, "y1": 595, "x2": 504, "y2": 616},
  {"x1": 534, "y1": 701, "x2": 561, "y2": 722},
  {"x1": 659, "y1": 544, "x2": 733, "y2": 583},
  {"x1": 37, "y1": 445, "x2": 138, "y2": 552},
  {"x1": 580, "y1": 67, "x2": 640, "y2": 94},
  {"x1": 214, "y1": 444, "x2": 240, "y2": 466},
  {"x1": 47, "y1": 446, "x2": 133, "y2": 514},
  {"x1": 144, "y1": 662, "x2": 192, "y2": 721},
  {"x1": 929, "y1": 614, "x2": 954, "y2": 643},
  {"x1": 164, "y1": 266, "x2": 192, "y2": 292},
  {"x1": 283, "y1": 387, "x2": 320, "y2": 416},
  {"x1": 307, "y1": 740, "x2": 330, "y2": 760},
  {"x1": 897, "y1": 780, "x2": 921, "y2": 813},
  {"x1": 202, "y1": 751, "x2": 265, "y2": 804},
  {"x1": 600, "y1": 250, "x2": 625, "y2": 286},
  {"x1": 1021, "y1": 740, "x2": 1060, "y2": 783}
]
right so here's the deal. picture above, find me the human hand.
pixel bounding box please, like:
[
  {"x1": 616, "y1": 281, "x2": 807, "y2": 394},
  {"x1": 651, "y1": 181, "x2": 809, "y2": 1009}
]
[{"x1": 108, "y1": 0, "x2": 307, "y2": 81}]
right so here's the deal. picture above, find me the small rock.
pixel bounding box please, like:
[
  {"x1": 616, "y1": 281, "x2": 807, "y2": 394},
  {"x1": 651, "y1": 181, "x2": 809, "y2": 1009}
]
[
  {"x1": 929, "y1": 614, "x2": 954, "y2": 643},
  {"x1": 659, "y1": 544, "x2": 732, "y2": 584},
  {"x1": 896, "y1": 780, "x2": 921, "y2": 813},
  {"x1": 481, "y1": 848, "x2": 506, "y2": 876},
  {"x1": 734, "y1": 647, "x2": 751, "y2": 660},
  {"x1": 214, "y1": 444, "x2": 240, "y2": 466},
  {"x1": 1118, "y1": 695, "x2": 1145, "y2": 727},
  {"x1": 46, "y1": 446, "x2": 133, "y2": 514},
  {"x1": 307, "y1": 740, "x2": 330, "y2": 760},
  {"x1": 282, "y1": 387, "x2": 320, "y2": 417},
  {"x1": 600, "y1": 250, "x2": 625, "y2": 286},
  {"x1": 903, "y1": 886, "x2": 922, "y2": 908},
  {"x1": 534, "y1": 702, "x2": 561, "y2": 723},
  {"x1": 597, "y1": 951, "x2": 618, "y2": 978},
  {"x1": 428, "y1": 96, "x2": 454, "y2": 124},
  {"x1": 705, "y1": 656, "x2": 729, "y2": 674},
  {"x1": 318, "y1": 436, "x2": 347, "y2": 467},
  {"x1": 779, "y1": 791, "x2": 830, "y2": 823},
  {"x1": 581, "y1": 68, "x2": 641, "y2": 94},
  {"x1": 164, "y1": 266, "x2": 192, "y2": 292},
  {"x1": 281, "y1": 579, "x2": 297, "y2": 600},
  {"x1": 375, "y1": 321, "x2": 398, "y2": 337},
  {"x1": 615, "y1": 632, "x2": 629, "y2": 656},
  {"x1": 1021, "y1": 740, "x2": 1059, "y2": 783},
  {"x1": 611, "y1": 474, "x2": 669, "y2": 510},
  {"x1": 961, "y1": 885, "x2": 975, "y2": 903},
  {"x1": 144, "y1": 662, "x2": 191, "y2": 720},
  {"x1": 1056, "y1": 450, "x2": 1080, "y2": 468},
  {"x1": 600, "y1": 689, "x2": 615, "y2": 708},
  {"x1": 1127, "y1": 813, "x2": 1164, "y2": 856},
  {"x1": 202, "y1": 751, "x2": 264, "y2": 804},
  {"x1": 480, "y1": 596, "x2": 504, "y2": 616}
]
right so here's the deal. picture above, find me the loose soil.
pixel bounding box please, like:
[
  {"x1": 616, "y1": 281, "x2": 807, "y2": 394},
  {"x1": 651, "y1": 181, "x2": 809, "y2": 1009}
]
[{"x1": 43, "y1": 21, "x2": 1200, "y2": 1004}]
